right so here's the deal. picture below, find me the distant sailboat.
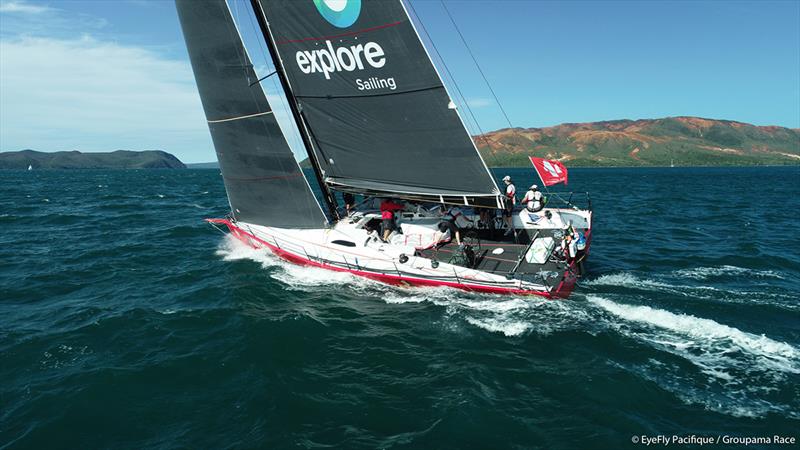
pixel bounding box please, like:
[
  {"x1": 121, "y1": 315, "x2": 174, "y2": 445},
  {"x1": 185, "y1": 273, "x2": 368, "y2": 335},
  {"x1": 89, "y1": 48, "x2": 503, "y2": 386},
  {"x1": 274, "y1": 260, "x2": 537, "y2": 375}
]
[
  {"x1": 670, "y1": 159, "x2": 675, "y2": 168},
  {"x1": 27, "y1": 164, "x2": 33, "y2": 171},
  {"x1": 175, "y1": 0, "x2": 593, "y2": 298}
]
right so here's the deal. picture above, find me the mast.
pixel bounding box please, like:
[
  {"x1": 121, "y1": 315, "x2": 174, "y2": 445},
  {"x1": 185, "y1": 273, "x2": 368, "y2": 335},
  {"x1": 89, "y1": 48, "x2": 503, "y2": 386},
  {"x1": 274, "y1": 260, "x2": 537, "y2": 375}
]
[{"x1": 249, "y1": 0, "x2": 340, "y2": 221}]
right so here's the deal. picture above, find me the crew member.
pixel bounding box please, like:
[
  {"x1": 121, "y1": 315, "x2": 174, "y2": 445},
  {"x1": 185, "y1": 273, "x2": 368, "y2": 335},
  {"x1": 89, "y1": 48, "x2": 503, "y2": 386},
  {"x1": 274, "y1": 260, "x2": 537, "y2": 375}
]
[
  {"x1": 443, "y1": 205, "x2": 471, "y2": 228},
  {"x1": 502, "y1": 175, "x2": 516, "y2": 236},
  {"x1": 521, "y1": 184, "x2": 544, "y2": 212},
  {"x1": 342, "y1": 192, "x2": 356, "y2": 216},
  {"x1": 562, "y1": 233, "x2": 577, "y2": 263},
  {"x1": 478, "y1": 207, "x2": 494, "y2": 229},
  {"x1": 435, "y1": 219, "x2": 460, "y2": 247},
  {"x1": 380, "y1": 198, "x2": 404, "y2": 242}
]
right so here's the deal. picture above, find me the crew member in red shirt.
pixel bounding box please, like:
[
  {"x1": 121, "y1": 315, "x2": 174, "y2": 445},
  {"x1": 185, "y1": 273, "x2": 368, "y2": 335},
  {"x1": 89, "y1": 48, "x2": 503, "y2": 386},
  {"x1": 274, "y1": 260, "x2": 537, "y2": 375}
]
[{"x1": 380, "y1": 198, "x2": 405, "y2": 242}]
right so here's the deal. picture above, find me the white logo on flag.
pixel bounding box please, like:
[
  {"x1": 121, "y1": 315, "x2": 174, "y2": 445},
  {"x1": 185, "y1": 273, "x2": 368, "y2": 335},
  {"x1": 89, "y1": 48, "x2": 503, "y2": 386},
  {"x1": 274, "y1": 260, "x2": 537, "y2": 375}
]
[{"x1": 542, "y1": 160, "x2": 562, "y2": 177}]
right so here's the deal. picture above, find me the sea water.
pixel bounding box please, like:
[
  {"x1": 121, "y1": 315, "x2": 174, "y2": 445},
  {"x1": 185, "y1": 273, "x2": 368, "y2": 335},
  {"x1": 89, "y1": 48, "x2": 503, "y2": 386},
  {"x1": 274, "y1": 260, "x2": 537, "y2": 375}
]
[{"x1": 1, "y1": 167, "x2": 798, "y2": 448}]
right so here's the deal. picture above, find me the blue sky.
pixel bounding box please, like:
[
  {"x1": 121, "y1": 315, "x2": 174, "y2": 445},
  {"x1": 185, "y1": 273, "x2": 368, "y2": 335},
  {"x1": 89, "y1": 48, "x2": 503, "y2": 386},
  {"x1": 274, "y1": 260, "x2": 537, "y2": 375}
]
[{"x1": 0, "y1": 0, "x2": 798, "y2": 163}]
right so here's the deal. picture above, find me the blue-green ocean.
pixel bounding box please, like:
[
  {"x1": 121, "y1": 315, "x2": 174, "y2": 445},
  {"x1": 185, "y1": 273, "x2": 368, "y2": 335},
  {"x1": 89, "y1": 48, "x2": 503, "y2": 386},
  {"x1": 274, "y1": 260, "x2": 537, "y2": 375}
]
[{"x1": 1, "y1": 166, "x2": 798, "y2": 449}]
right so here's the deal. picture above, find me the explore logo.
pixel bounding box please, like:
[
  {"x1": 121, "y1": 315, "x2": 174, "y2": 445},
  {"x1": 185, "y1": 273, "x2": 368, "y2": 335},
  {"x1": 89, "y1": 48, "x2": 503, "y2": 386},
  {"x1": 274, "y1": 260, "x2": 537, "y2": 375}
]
[
  {"x1": 296, "y1": 40, "x2": 385, "y2": 80},
  {"x1": 313, "y1": 0, "x2": 361, "y2": 28},
  {"x1": 299, "y1": 0, "x2": 396, "y2": 91}
]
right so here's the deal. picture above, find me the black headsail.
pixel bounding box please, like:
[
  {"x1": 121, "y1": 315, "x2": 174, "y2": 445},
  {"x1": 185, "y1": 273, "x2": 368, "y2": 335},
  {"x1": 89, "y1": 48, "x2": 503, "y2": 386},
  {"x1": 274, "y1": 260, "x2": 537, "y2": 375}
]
[
  {"x1": 176, "y1": 0, "x2": 328, "y2": 228},
  {"x1": 253, "y1": 0, "x2": 501, "y2": 207}
]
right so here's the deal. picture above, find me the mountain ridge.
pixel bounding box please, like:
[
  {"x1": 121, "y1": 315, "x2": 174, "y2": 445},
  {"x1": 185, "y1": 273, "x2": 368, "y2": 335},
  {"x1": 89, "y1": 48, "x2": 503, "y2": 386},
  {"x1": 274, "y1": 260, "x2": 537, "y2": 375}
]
[{"x1": 475, "y1": 116, "x2": 799, "y2": 167}]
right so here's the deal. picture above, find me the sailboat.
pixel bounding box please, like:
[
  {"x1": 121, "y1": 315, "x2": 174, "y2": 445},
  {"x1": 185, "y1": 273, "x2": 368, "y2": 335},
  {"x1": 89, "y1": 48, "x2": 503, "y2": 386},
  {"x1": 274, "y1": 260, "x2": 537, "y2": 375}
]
[
  {"x1": 27, "y1": 164, "x2": 32, "y2": 171},
  {"x1": 175, "y1": 0, "x2": 592, "y2": 298}
]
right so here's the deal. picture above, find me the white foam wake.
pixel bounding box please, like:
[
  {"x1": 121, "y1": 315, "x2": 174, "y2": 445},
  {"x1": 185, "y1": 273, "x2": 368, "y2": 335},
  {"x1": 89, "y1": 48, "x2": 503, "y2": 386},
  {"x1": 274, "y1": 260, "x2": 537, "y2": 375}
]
[
  {"x1": 464, "y1": 316, "x2": 531, "y2": 337},
  {"x1": 674, "y1": 265, "x2": 785, "y2": 280},
  {"x1": 585, "y1": 271, "x2": 797, "y2": 310},
  {"x1": 586, "y1": 273, "x2": 677, "y2": 290},
  {"x1": 382, "y1": 287, "x2": 538, "y2": 336},
  {"x1": 588, "y1": 295, "x2": 798, "y2": 372},
  {"x1": 588, "y1": 295, "x2": 799, "y2": 418},
  {"x1": 382, "y1": 285, "x2": 576, "y2": 337},
  {"x1": 215, "y1": 235, "x2": 371, "y2": 291}
]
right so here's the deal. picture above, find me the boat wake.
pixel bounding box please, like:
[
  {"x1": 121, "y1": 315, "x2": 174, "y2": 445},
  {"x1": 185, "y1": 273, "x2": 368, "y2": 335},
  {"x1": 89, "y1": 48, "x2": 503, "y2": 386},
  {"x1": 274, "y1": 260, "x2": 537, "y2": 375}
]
[
  {"x1": 588, "y1": 295, "x2": 798, "y2": 374},
  {"x1": 384, "y1": 287, "x2": 556, "y2": 336},
  {"x1": 587, "y1": 294, "x2": 799, "y2": 418},
  {"x1": 673, "y1": 265, "x2": 785, "y2": 280},
  {"x1": 216, "y1": 235, "x2": 368, "y2": 291},
  {"x1": 586, "y1": 270, "x2": 797, "y2": 310}
]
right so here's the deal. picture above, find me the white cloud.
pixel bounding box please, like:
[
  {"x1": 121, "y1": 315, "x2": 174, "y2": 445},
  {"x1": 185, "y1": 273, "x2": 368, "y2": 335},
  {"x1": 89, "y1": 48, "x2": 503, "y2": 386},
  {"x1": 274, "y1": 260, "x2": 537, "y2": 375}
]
[
  {"x1": 0, "y1": 35, "x2": 218, "y2": 163},
  {"x1": 0, "y1": 1, "x2": 52, "y2": 14},
  {"x1": 0, "y1": 2, "x2": 322, "y2": 164},
  {"x1": 466, "y1": 97, "x2": 493, "y2": 108}
]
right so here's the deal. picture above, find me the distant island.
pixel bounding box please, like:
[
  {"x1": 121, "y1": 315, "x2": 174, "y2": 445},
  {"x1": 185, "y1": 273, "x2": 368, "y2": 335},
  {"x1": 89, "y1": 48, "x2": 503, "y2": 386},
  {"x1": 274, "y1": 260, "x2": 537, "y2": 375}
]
[
  {"x1": 185, "y1": 162, "x2": 220, "y2": 169},
  {"x1": 296, "y1": 116, "x2": 799, "y2": 168},
  {"x1": 0, "y1": 150, "x2": 186, "y2": 170}
]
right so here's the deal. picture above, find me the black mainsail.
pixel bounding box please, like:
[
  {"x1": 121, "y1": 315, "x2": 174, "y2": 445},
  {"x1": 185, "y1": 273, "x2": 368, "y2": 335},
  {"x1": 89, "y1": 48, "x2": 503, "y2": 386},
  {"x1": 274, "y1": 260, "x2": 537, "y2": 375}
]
[
  {"x1": 176, "y1": 0, "x2": 328, "y2": 228},
  {"x1": 253, "y1": 0, "x2": 501, "y2": 206}
]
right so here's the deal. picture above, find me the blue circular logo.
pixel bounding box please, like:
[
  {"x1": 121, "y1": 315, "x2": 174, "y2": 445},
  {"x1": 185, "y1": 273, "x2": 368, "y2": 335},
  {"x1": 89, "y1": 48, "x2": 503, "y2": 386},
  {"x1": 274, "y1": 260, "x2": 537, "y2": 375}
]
[{"x1": 313, "y1": 0, "x2": 361, "y2": 28}]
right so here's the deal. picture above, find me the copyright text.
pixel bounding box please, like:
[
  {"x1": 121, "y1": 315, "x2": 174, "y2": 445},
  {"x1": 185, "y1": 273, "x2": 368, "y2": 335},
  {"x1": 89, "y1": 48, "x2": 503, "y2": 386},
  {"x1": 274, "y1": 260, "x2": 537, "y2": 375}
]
[{"x1": 631, "y1": 435, "x2": 796, "y2": 446}]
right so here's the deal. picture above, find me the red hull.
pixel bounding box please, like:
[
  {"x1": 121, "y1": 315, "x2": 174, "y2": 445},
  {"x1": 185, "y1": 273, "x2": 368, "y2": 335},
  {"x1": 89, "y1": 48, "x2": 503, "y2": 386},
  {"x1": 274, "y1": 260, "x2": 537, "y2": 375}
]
[{"x1": 208, "y1": 219, "x2": 584, "y2": 299}]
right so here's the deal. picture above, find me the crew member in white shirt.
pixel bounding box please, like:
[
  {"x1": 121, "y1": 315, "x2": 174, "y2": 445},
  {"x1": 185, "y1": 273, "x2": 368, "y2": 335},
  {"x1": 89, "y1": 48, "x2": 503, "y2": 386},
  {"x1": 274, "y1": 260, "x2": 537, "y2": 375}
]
[
  {"x1": 521, "y1": 184, "x2": 544, "y2": 212},
  {"x1": 501, "y1": 175, "x2": 516, "y2": 236}
]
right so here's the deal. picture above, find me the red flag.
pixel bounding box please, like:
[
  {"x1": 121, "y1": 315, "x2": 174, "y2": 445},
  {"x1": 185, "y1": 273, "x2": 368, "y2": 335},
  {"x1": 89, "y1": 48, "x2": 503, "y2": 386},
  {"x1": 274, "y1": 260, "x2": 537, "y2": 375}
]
[{"x1": 529, "y1": 156, "x2": 568, "y2": 186}]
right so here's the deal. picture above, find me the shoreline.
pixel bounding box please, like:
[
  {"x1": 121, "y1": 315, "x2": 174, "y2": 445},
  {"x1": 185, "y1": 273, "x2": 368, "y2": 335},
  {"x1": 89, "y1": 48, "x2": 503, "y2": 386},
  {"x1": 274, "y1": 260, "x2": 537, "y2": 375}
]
[{"x1": 5, "y1": 164, "x2": 798, "y2": 171}]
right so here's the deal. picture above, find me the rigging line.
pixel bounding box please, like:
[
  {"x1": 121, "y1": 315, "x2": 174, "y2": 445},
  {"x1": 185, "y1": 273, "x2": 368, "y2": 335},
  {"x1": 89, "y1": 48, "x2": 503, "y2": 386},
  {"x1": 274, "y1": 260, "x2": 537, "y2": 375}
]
[
  {"x1": 407, "y1": 1, "x2": 480, "y2": 135},
  {"x1": 406, "y1": 0, "x2": 498, "y2": 170},
  {"x1": 247, "y1": 2, "x2": 302, "y2": 154},
  {"x1": 247, "y1": 69, "x2": 277, "y2": 86},
  {"x1": 243, "y1": 2, "x2": 305, "y2": 157},
  {"x1": 441, "y1": 1, "x2": 555, "y2": 195},
  {"x1": 440, "y1": 0, "x2": 515, "y2": 130},
  {"x1": 243, "y1": 0, "x2": 270, "y2": 76}
]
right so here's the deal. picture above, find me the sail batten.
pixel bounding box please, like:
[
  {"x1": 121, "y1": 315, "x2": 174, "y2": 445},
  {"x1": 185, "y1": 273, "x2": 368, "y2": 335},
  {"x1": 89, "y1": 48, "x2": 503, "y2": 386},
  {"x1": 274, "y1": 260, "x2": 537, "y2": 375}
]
[
  {"x1": 176, "y1": 0, "x2": 328, "y2": 229},
  {"x1": 294, "y1": 85, "x2": 441, "y2": 100},
  {"x1": 206, "y1": 110, "x2": 274, "y2": 123},
  {"x1": 255, "y1": 0, "x2": 501, "y2": 203},
  {"x1": 274, "y1": 20, "x2": 405, "y2": 45}
]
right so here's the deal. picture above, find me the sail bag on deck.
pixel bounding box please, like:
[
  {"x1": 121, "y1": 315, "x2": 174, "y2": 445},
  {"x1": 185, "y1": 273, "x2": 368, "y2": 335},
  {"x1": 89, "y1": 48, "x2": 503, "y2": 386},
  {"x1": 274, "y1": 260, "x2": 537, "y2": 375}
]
[{"x1": 176, "y1": 0, "x2": 328, "y2": 228}]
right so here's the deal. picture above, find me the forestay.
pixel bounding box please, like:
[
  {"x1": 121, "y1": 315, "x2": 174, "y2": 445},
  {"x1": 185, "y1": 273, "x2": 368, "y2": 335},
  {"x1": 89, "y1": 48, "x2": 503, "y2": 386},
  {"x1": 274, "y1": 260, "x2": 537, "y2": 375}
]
[
  {"x1": 176, "y1": 0, "x2": 328, "y2": 228},
  {"x1": 254, "y1": 0, "x2": 501, "y2": 206}
]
